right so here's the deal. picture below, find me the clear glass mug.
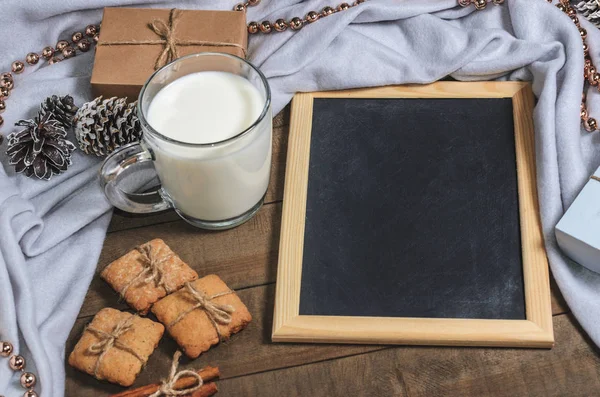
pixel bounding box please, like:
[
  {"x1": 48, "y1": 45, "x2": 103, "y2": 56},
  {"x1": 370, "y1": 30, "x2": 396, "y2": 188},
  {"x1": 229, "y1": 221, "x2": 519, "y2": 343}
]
[{"x1": 99, "y1": 53, "x2": 272, "y2": 230}]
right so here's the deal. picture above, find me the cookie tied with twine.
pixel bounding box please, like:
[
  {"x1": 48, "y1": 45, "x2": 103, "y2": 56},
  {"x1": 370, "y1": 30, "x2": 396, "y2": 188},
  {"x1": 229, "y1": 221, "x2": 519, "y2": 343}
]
[
  {"x1": 68, "y1": 308, "x2": 165, "y2": 387},
  {"x1": 98, "y1": 8, "x2": 247, "y2": 70},
  {"x1": 101, "y1": 239, "x2": 198, "y2": 314},
  {"x1": 152, "y1": 275, "x2": 253, "y2": 359}
]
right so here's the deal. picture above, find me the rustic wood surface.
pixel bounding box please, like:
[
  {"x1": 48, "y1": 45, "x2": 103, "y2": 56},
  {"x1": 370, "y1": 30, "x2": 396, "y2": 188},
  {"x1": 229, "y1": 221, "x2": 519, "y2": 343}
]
[{"x1": 65, "y1": 107, "x2": 600, "y2": 397}]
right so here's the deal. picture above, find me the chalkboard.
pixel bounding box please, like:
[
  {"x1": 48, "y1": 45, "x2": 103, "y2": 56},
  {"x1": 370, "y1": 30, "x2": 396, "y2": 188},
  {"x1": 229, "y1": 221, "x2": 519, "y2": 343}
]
[
  {"x1": 273, "y1": 83, "x2": 553, "y2": 348},
  {"x1": 299, "y1": 97, "x2": 525, "y2": 320}
]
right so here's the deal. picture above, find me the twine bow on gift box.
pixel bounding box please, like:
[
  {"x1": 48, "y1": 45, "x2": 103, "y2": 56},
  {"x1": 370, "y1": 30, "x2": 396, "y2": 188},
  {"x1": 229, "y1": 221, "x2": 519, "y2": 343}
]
[
  {"x1": 85, "y1": 314, "x2": 146, "y2": 378},
  {"x1": 98, "y1": 8, "x2": 247, "y2": 70},
  {"x1": 167, "y1": 282, "x2": 235, "y2": 341}
]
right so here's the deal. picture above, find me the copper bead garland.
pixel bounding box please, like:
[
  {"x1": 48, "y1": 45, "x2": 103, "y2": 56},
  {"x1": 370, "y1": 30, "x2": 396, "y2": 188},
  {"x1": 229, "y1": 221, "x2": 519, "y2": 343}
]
[
  {"x1": 1, "y1": 340, "x2": 39, "y2": 396},
  {"x1": 240, "y1": 1, "x2": 364, "y2": 34},
  {"x1": 553, "y1": 0, "x2": 600, "y2": 132},
  {"x1": 459, "y1": 0, "x2": 504, "y2": 10},
  {"x1": 0, "y1": 25, "x2": 100, "y2": 135}
]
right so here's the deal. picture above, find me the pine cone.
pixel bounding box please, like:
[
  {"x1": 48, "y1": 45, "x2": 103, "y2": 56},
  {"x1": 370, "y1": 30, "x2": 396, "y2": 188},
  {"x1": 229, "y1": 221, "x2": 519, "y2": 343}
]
[
  {"x1": 6, "y1": 112, "x2": 76, "y2": 180},
  {"x1": 74, "y1": 96, "x2": 142, "y2": 156},
  {"x1": 40, "y1": 95, "x2": 79, "y2": 129}
]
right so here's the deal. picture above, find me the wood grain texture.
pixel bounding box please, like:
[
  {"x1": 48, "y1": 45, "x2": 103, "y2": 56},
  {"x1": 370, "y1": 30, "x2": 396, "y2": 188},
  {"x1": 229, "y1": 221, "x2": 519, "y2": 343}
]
[
  {"x1": 65, "y1": 285, "x2": 385, "y2": 396},
  {"x1": 512, "y1": 85, "x2": 553, "y2": 343},
  {"x1": 79, "y1": 203, "x2": 282, "y2": 318},
  {"x1": 273, "y1": 82, "x2": 553, "y2": 348},
  {"x1": 107, "y1": 116, "x2": 289, "y2": 234},
  {"x1": 221, "y1": 314, "x2": 599, "y2": 397},
  {"x1": 273, "y1": 93, "x2": 313, "y2": 335}
]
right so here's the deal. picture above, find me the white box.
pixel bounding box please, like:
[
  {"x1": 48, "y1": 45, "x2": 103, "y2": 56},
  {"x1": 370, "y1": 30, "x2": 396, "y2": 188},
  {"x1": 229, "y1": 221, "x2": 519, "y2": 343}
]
[{"x1": 556, "y1": 165, "x2": 600, "y2": 274}]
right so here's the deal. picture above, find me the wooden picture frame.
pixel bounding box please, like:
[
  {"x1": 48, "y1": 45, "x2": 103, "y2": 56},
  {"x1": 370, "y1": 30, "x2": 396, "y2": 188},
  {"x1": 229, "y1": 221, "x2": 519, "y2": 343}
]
[{"x1": 272, "y1": 82, "x2": 554, "y2": 348}]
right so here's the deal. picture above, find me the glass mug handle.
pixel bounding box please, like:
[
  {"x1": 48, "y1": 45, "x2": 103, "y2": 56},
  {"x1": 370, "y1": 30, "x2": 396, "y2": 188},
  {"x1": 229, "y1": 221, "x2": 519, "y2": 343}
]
[{"x1": 99, "y1": 142, "x2": 172, "y2": 213}]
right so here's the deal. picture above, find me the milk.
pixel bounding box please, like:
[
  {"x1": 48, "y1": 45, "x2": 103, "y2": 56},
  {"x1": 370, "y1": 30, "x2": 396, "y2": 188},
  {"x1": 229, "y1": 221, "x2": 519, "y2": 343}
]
[{"x1": 145, "y1": 71, "x2": 272, "y2": 221}]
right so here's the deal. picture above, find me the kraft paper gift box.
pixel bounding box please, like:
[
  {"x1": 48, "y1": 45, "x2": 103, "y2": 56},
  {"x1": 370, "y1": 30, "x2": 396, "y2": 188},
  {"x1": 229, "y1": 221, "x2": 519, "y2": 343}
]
[
  {"x1": 555, "y1": 165, "x2": 600, "y2": 274},
  {"x1": 91, "y1": 7, "x2": 248, "y2": 99}
]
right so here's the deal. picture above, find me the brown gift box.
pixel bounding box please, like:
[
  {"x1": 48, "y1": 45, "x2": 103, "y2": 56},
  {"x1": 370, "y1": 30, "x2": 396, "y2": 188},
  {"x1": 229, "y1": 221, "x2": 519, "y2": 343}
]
[{"x1": 91, "y1": 7, "x2": 248, "y2": 99}]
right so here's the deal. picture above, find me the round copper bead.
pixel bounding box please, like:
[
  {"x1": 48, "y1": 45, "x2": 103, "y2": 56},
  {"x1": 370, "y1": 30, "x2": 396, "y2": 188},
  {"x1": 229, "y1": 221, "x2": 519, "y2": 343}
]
[
  {"x1": 12, "y1": 61, "x2": 25, "y2": 74},
  {"x1": 589, "y1": 73, "x2": 600, "y2": 86},
  {"x1": 567, "y1": 7, "x2": 576, "y2": 16},
  {"x1": 585, "y1": 117, "x2": 598, "y2": 131},
  {"x1": 20, "y1": 372, "x2": 37, "y2": 388},
  {"x1": 24, "y1": 391, "x2": 38, "y2": 397},
  {"x1": 290, "y1": 17, "x2": 304, "y2": 30},
  {"x1": 9, "y1": 355, "x2": 26, "y2": 371},
  {"x1": 56, "y1": 40, "x2": 70, "y2": 51},
  {"x1": 338, "y1": 3, "x2": 350, "y2": 11},
  {"x1": 306, "y1": 11, "x2": 320, "y2": 23},
  {"x1": 458, "y1": 0, "x2": 471, "y2": 6},
  {"x1": 93, "y1": 34, "x2": 100, "y2": 43},
  {"x1": 85, "y1": 24, "x2": 98, "y2": 37},
  {"x1": 556, "y1": 3, "x2": 566, "y2": 12},
  {"x1": 41, "y1": 46, "x2": 55, "y2": 60},
  {"x1": 62, "y1": 46, "x2": 76, "y2": 59},
  {"x1": 584, "y1": 43, "x2": 589, "y2": 55},
  {"x1": 569, "y1": 14, "x2": 579, "y2": 24},
  {"x1": 0, "y1": 78, "x2": 13, "y2": 90},
  {"x1": 0, "y1": 73, "x2": 12, "y2": 82},
  {"x1": 274, "y1": 19, "x2": 288, "y2": 32},
  {"x1": 234, "y1": 3, "x2": 246, "y2": 11},
  {"x1": 474, "y1": 0, "x2": 487, "y2": 10},
  {"x1": 580, "y1": 27, "x2": 587, "y2": 40},
  {"x1": 248, "y1": 21, "x2": 260, "y2": 34},
  {"x1": 48, "y1": 57, "x2": 62, "y2": 65},
  {"x1": 0, "y1": 87, "x2": 10, "y2": 99},
  {"x1": 322, "y1": 6, "x2": 335, "y2": 16},
  {"x1": 78, "y1": 39, "x2": 91, "y2": 52},
  {"x1": 260, "y1": 21, "x2": 272, "y2": 33},
  {"x1": 72, "y1": 32, "x2": 84, "y2": 43},
  {"x1": 248, "y1": 0, "x2": 260, "y2": 5},
  {"x1": 581, "y1": 107, "x2": 588, "y2": 119},
  {"x1": 1, "y1": 341, "x2": 13, "y2": 357},
  {"x1": 26, "y1": 53, "x2": 40, "y2": 65},
  {"x1": 0, "y1": 100, "x2": 6, "y2": 114}
]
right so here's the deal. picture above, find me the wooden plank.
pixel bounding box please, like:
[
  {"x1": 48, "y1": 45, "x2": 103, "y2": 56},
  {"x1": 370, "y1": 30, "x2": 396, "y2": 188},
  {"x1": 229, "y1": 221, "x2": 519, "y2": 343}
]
[
  {"x1": 67, "y1": 268, "x2": 572, "y2": 396},
  {"x1": 107, "y1": 118, "x2": 289, "y2": 233},
  {"x1": 218, "y1": 314, "x2": 600, "y2": 397},
  {"x1": 65, "y1": 284, "x2": 384, "y2": 397},
  {"x1": 79, "y1": 203, "x2": 282, "y2": 318}
]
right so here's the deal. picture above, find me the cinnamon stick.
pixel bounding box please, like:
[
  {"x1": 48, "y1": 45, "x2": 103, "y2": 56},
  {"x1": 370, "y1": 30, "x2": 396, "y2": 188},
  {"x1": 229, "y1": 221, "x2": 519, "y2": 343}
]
[
  {"x1": 190, "y1": 382, "x2": 218, "y2": 397},
  {"x1": 110, "y1": 366, "x2": 220, "y2": 397}
]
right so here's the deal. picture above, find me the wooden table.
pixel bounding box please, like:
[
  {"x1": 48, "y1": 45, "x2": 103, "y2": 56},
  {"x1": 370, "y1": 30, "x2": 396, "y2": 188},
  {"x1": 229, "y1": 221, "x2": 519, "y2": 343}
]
[{"x1": 66, "y1": 109, "x2": 600, "y2": 396}]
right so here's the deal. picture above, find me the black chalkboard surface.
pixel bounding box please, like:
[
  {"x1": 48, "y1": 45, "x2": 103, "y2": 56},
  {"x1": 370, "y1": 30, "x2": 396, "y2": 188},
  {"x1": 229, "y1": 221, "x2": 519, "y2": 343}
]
[
  {"x1": 299, "y1": 97, "x2": 525, "y2": 320},
  {"x1": 273, "y1": 83, "x2": 553, "y2": 348}
]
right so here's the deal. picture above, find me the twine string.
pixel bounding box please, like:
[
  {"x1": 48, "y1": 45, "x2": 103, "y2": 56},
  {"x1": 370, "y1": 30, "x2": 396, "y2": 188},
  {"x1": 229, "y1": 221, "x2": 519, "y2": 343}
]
[
  {"x1": 149, "y1": 350, "x2": 203, "y2": 397},
  {"x1": 97, "y1": 8, "x2": 247, "y2": 69},
  {"x1": 86, "y1": 314, "x2": 145, "y2": 378},
  {"x1": 119, "y1": 242, "x2": 174, "y2": 299},
  {"x1": 167, "y1": 282, "x2": 235, "y2": 341}
]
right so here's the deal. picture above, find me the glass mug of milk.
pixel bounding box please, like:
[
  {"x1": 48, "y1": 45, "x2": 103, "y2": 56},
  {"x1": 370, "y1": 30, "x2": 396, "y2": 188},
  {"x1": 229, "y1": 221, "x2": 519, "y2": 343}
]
[{"x1": 99, "y1": 53, "x2": 272, "y2": 230}]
